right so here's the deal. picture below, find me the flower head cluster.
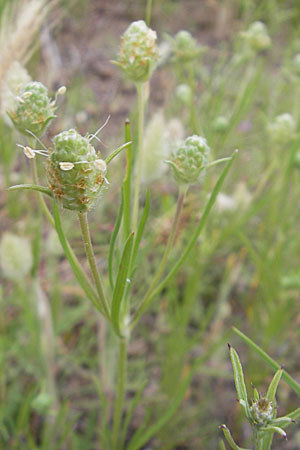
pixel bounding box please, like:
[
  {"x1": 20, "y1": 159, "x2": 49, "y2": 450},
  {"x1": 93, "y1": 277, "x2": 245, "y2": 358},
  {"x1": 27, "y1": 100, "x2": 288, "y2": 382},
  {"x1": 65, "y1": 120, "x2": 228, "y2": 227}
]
[
  {"x1": 7, "y1": 81, "x2": 58, "y2": 137},
  {"x1": 241, "y1": 21, "x2": 271, "y2": 51},
  {"x1": 115, "y1": 20, "x2": 158, "y2": 83},
  {"x1": 47, "y1": 129, "x2": 107, "y2": 212},
  {"x1": 268, "y1": 113, "x2": 296, "y2": 144},
  {"x1": 172, "y1": 30, "x2": 202, "y2": 63},
  {"x1": 166, "y1": 135, "x2": 210, "y2": 185}
]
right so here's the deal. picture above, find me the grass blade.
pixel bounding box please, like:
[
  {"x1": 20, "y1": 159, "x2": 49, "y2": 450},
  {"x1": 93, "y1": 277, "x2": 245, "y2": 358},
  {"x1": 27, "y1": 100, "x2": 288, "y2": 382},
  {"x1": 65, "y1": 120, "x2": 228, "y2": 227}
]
[
  {"x1": 108, "y1": 190, "x2": 124, "y2": 289},
  {"x1": 111, "y1": 232, "x2": 134, "y2": 336}
]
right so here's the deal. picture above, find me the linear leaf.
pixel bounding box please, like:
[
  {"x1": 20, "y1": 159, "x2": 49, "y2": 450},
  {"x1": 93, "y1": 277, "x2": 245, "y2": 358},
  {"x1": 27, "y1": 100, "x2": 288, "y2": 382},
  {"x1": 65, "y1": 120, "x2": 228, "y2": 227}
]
[
  {"x1": 111, "y1": 232, "x2": 134, "y2": 336},
  {"x1": 266, "y1": 369, "x2": 282, "y2": 403},
  {"x1": 220, "y1": 425, "x2": 250, "y2": 450},
  {"x1": 108, "y1": 191, "x2": 124, "y2": 289},
  {"x1": 229, "y1": 345, "x2": 250, "y2": 418},
  {"x1": 8, "y1": 183, "x2": 53, "y2": 197},
  {"x1": 233, "y1": 327, "x2": 300, "y2": 397},
  {"x1": 130, "y1": 189, "x2": 150, "y2": 274}
]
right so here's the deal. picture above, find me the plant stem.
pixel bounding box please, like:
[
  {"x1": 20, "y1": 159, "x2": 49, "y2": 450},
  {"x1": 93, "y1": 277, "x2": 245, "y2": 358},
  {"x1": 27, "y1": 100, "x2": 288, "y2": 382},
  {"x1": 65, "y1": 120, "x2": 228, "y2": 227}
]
[
  {"x1": 112, "y1": 338, "x2": 128, "y2": 450},
  {"x1": 30, "y1": 158, "x2": 55, "y2": 227},
  {"x1": 78, "y1": 212, "x2": 110, "y2": 319},
  {"x1": 131, "y1": 185, "x2": 187, "y2": 329},
  {"x1": 132, "y1": 82, "x2": 145, "y2": 234},
  {"x1": 254, "y1": 429, "x2": 263, "y2": 450}
]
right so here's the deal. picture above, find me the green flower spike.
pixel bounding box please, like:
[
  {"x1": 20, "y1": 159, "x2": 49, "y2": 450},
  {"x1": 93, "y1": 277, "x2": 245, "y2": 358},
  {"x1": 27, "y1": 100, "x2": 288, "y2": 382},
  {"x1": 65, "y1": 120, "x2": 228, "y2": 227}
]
[
  {"x1": 166, "y1": 135, "x2": 210, "y2": 185},
  {"x1": 268, "y1": 113, "x2": 296, "y2": 144},
  {"x1": 47, "y1": 129, "x2": 107, "y2": 212},
  {"x1": 7, "y1": 81, "x2": 60, "y2": 137},
  {"x1": 241, "y1": 21, "x2": 271, "y2": 52},
  {"x1": 171, "y1": 30, "x2": 203, "y2": 63},
  {"x1": 114, "y1": 20, "x2": 158, "y2": 83}
]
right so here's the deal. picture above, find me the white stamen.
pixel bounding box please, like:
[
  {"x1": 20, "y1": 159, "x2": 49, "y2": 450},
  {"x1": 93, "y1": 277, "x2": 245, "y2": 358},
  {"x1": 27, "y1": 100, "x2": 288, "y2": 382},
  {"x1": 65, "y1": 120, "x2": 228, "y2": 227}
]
[
  {"x1": 59, "y1": 162, "x2": 74, "y2": 171},
  {"x1": 22, "y1": 91, "x2": 32, "y2": 99},
  {"x1": 16, "y1": 96, "x2": 25, "y2": 104},
  {"x1": 94, "y1": 159, "x2": 107, "y2": 173},
  {"x1": 23, "y1": 146, "x2": 35, "y2": 159},
  {"x1": 57, "y1": 86, "x2": 66, "y2": 96}
]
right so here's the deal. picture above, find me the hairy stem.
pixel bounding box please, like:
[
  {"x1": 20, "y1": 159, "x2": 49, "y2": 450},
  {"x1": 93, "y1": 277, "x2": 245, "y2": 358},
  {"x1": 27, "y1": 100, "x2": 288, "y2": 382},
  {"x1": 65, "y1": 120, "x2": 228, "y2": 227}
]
[{"x1": 78, "y1": 212, "x2": 110, "y2": 319}]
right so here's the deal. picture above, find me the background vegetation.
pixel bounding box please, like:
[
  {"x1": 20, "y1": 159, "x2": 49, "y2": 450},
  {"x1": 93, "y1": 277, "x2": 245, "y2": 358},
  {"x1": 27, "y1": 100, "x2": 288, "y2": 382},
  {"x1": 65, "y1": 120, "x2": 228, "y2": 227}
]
[{"x1": 1, "y1": 0, "x2": 300, "y2": 448}]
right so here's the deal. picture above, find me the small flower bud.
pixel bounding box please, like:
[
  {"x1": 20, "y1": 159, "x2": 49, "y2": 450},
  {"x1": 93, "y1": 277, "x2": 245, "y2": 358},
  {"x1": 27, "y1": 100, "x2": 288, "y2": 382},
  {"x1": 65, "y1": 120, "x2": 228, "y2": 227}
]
[
  {"x1": 166, "y1": 135, "x2": 210, "y2": 185},
  {"x1": 176, "y1": 84, "x2": 192, "y2": 105},
  {"x1": 116, "y1": 20, "x2": 158, "y2": 83},
  {"x1": 47, "y1": 129, "x2": 106, "y2": 212},
  {"x1": 268, "y1": 113, "x2": 296, "y2": 144},
  {"x1": 0, "y1": 233, "x2": 33, "y2": 281},
  {"x1": 250, "y1": 397, "x2": 273, "y2": 425},
  {"x1": 241, "y1": 21, "x2": 271, "y2": 51},
  {"x1": 172, "y1": 30, "x2": 202, "y2": 63},
  {"x1": 7, "y1": 81, "x2": 56, "y2": 137},
  {"x1": 212, "y1": 116, "x2": 230, "y2": 133}
]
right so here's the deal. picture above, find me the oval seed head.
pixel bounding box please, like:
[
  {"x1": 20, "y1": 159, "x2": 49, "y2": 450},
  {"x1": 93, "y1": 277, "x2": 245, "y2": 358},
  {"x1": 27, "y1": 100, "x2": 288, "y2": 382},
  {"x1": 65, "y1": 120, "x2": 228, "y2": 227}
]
[
  {"x1": 241, "y1": 21, "x2": 271, "y2": 51},
  {"x1": 176, "y1": 84, "x2": 192, "y2": 105},
  {"x1": 47, "y1": 129, "x2": 106, "y2": 212},
  {"x1": 268, "y1": 113, "x2": 296, "y2": 144},
  {"x1": 167, "y1": 135, "x2": 210, "y2": 185},
  {"x1": 7, "y1": 81, "x2": 56, "y2": 137},
  {"x1": 172, "y1": 30, "x2": 201, "y2": 63},
  {"x1": 116, "y1": 20, "x2": 158, "y2": 83},
  {"x1": 250, "y1": 397, "x2": 273, "y2": 425},
  {"x1": 212, "y1": 116, "x2": 230, "y2": 133},
  {"x1": 0, "y1": 233, "x2": 33, "y2": 281}
]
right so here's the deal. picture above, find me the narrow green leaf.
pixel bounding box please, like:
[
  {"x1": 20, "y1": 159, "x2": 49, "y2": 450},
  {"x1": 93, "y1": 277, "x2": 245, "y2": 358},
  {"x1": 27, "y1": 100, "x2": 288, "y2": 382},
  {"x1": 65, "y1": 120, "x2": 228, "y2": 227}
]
[
  {"x1": 8, "y1": 183, "x2": 53, "y2": 197},
  {"x1": 229, "y1": 346, "x2": 249, "y2": 417},
  {"x1": 219, "y1": 439, "x2": 226, "y2": 450},
  {"x1": 266, "y1": 369, "x2": 282, "y2": 404},
  {"x1": 111, "y1": 232, "x2": 134, "y2": 336},
  {"x1": 253, "y1": 387, "x2": 259, "y2": 402},
  {"x1": 287, "y1": 406, "x2": 300, "y2": 421},
  {"x1": 105, "y1": 141, "x2": 131, "y2": 165},
  {"x1": 52, "y1": 201, "x2": 103, "y2": 313},
  {"x1": 108, "y1": 191, "x2": 124, "y2": 290},
  {"x1": 220, "y1": 425, "x2": 250, "y2": 450},
  {"x1": 233, "y1": 327, "x2": 300, "y2": 397},
  {"x1": 130, "y1": 189, "x2": 150, "y2": 274},
  {"x1": 272, "y1": 417, "x2": 295, "y2": 429},
  {"x1": 123, "y1": 119, "x2": 133, "y2": 241},
  {"x1": 259, "y1": 426, "x2": 286, "y2": 439}
]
